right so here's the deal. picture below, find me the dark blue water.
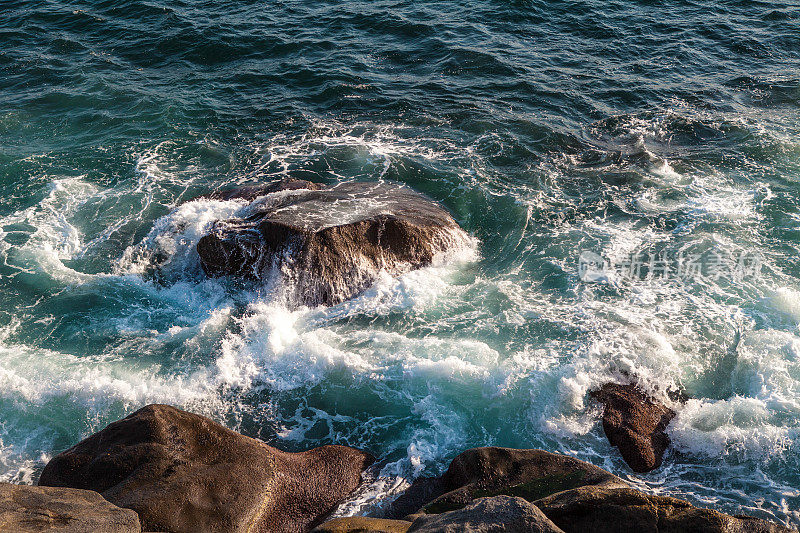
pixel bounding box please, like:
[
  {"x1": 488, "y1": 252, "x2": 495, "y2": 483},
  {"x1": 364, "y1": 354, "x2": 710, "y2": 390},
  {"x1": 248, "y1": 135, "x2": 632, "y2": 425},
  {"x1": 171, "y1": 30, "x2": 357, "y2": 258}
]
[{"x1": 1, "y1": 0, "x2": 799, "y2": 526}]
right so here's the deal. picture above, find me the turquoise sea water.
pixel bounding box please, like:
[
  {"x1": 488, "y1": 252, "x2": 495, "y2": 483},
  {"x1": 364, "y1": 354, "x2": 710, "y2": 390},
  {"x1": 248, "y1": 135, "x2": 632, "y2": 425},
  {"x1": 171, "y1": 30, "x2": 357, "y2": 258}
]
[{"x1": 1, "y1": 0, "x2": 799, "y2": 526}]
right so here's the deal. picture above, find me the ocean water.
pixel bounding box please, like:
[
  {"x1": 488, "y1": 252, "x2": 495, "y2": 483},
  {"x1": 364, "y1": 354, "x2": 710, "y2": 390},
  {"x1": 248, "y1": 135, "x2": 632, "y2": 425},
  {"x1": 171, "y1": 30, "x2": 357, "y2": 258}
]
[{"x1": 1, "y1": 0, "x2": 799, "y2": 526}]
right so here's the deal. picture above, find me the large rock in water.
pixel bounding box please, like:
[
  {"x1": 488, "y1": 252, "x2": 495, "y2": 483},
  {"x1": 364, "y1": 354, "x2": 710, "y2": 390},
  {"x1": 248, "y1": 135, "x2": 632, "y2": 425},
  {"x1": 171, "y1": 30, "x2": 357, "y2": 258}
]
[
  {"x1": 0, "y1": 483, "x2": 141, "y2": 533},
  {"x1": 590, "y1": 383, "x2": 676, "y2": 473},
  {"x1": 534, "y1": 486, "x2": 793, "y2": 533},
  {"x1": 385, "y1": 447, "x2": 627, "y2": 518},
  {"x1": 406, "y1": 496, "x2": 565, "y2": 533},
  {"x1": 196, "y1": 180, "x2": 470, "y2": 306},
  {"x1": 38, "y1": 404, "x2": 374, "y2": 533}
]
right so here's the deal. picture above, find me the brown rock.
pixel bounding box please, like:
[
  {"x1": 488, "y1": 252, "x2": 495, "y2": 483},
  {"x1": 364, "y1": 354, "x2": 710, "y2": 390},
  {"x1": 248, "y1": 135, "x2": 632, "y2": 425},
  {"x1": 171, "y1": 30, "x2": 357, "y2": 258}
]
[
  {"x1": 590, "y1": 383, "x2": 676, "y2": 473},
  {"x1": 406, "y1": 495, "x2": 564, "y2": 533},
  {"x1": 385, "y1": 447, "x2": 627, "y2": 518},
  {"x1": 312, "y1": 516, "x2": 412, "y2": 532},
  {"x1": 0, "y1": 482, "x2": 141, "y2": 532},
  {"x1": 38, "y1": 404, "x2": 373, "y2": 533},
  {"x1": 386, "y1": 447, "x2": 791, "y2": 532},
  {"x1": 535, "y1": 486, "x2": 793, "y2": 533},
  {"x1": 196, "y1": 181, "x2": 470, "y2": 306}
]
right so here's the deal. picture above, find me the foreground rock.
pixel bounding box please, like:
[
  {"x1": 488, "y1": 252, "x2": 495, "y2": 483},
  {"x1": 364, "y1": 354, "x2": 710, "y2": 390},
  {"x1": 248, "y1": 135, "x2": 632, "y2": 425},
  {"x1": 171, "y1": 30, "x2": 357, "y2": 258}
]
[
  {"x1": 38, "y1": 404, "x2": 373, "y2": 533},
  {"x1": 0, "y1": 483, "x2": 140, "y2": 532},
  {"x1": 590, "y1": 383, "x2": 676, "y2": 473},
  {"x1": 196, "y1": 180, "x2": 470, "y2": 306},
  {"x1": 385, "y1": 447, "x2": 792, "y2": 533},
  {"x1": 407, "y1": 496, "x2": 564, "y2": 533},
  {"x1": 312, "y1": 516, "x2": 412, "y2": 532},
  {"x1": 535, "y1": 486, "x2": 793, "y2": 533},
  {"x1": 386, "y1": 447, "x2": 627, "y2": 518}
]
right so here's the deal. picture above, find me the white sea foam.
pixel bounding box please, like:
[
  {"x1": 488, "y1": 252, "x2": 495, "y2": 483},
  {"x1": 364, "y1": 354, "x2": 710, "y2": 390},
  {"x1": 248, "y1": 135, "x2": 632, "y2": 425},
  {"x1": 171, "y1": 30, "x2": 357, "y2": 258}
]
[
  {"x1": 213, "y1": 250, "x2": 481, "y2": 393},
  {"x1": 767, "y1": 287, "x2": 800, "y2": 325},
  {"x1": 215, "y1": 302, "x2": 372, "y2": 391},
  {"x1": 684, "y1": 172, "x2": 759, "y2": 221},
  {"x1": 0, "y1": 330, "x2": 225, "y2": 483},
  {"x1": 116, "y1": 197, "x2": 246, "y2": 278},
  {"x1": 255, "y1": 118, "x2": 457, "y2": 180},
  {"x1": 0, "y1": 178, "x2": 99, "y2": 283},
  {"x1": 669, "y1": 396, "x2": 798, "y2": 461}
]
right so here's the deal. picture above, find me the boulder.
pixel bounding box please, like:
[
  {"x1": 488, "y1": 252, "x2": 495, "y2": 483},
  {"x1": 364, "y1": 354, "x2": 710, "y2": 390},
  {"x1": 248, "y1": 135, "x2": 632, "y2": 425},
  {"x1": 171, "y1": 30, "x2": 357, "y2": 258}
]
[
  {"x1": 534, "y1": 486, "x2": 793, "y2": 533},
  {"x1": 406, "y1": 495, "x2": 564, "y2": 533},
  {"x1": 312, "y1": 516, "x2": 412, "y2": 532},
  {"x1": 590, "y1": 383, "x2": 676, "y2": 473},
  {"x1": 0, "y1": 482, "x2": 140, "y2": 532},
  {"x1": 38, "y1": 404, "x2": 373, "y2": 533},
  {"x1": 385, "y1": 447, "x2": 627, "y2": 518},
  {"x1": 196, "y1": 181, "x2": 470, "y2": 306},
  {"x1": 385, "y1": 447, "x2": 791, "y2": 532}
]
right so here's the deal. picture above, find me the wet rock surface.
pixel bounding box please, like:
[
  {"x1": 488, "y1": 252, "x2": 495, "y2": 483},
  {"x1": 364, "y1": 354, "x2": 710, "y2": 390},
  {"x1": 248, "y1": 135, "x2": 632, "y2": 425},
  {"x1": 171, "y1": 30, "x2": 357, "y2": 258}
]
[
  {"x1": 26, "y1": 409, "x2": 793, "y2": 533},
  {"x1": 386, "y1": 447, "x2": 627, "y2": 518},
  {"x1": 535, "y1": 486, "x2": 793, "y2": 533},
  {"x1": 590, "y1": 383, "x2": 676, "y2": 473},
  {"x1": 38, "y1": 404, "x2": 373, "y2": 533},
  {"x1": 196, "y1": 180, "x2": 470, "y2": 306},
  {"x1": 406, "y1": 495, "x2": 565, "y2": 533},
  {"x1": 311, "y1": 516, "x2": 412, "y2": 532},
  {"x1": 0, "y1": 482, "x2": 141, "y2": 533},
  {"x1": 384, "y1": 446, "x2": 793, "y2": 532}
]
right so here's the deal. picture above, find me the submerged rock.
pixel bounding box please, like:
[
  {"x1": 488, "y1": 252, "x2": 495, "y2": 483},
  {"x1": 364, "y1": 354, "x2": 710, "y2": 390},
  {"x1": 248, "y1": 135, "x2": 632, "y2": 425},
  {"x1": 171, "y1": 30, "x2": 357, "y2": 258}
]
[
  {"x1": 38, "y1": 404, "x2": 373, "y2": 533},
  {"x1": 386, "y1": 447, "x2": 627, "y2": 518},
  {"x1": 0, "y1": 483, "x2": 141, "y2": 533},
  {"x1": 406, "y1": 495, "x2": 564, "y2": 533},
  {"x1": 590, "y1": 383, "x2": 676, "y2": 473},
  {"x1": 535, "y1": 486, "x2": 793, "y2": 533},
  {"x1": 196, "y1": 180, "x2": 470, "y2": 306}
]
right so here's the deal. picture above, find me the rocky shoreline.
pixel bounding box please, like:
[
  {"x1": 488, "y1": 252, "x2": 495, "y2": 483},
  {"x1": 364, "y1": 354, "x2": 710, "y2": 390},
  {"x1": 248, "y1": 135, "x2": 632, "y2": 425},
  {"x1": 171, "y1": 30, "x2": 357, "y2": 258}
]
[
  {"x1": 3, "y1": 181, "x2": 794, "y2": 531},
  {"x1": 0, "y1": 403, "x2": 787, "y2": 532}
]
